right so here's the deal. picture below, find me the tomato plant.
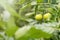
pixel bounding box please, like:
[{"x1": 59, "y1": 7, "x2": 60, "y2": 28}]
[{"x1": 0, "y1": 0, "x2": 60, "y2": 40}]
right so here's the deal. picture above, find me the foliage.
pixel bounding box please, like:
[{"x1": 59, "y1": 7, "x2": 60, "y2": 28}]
[{"x1": 0, "y1": 0, "x2": 60, "y2": 40}]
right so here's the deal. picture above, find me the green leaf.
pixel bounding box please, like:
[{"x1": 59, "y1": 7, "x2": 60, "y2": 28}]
[
  {"x1": 6, "y1": 26, "x2": 18, "y2": 36},
  {"x1": 19, "y1": 0, "x2": 25, "y2": 5},
  {"x1": 19, "y1": 3, "x2": 31, "y2": 16},
  {"x1": 5, "y1": 17, "x2": 18, "y2": 36},
  {"x1": 15, "y1": 26, "x2": 31, "y2": 39},
  {"x1": 0, "y1": 1, "x2": 20, "y2": 18},
  {"x1": 0, "y1": 21, "x2": 5, "y2": 31},
  {"x1": 26, "y1": 27, "x2": 52, "y2": 38},
  {"x1": 37, "y1": 0, "x2": 43, "y2": 3},
  {"x1": 15, "y1": 25, "x2": 52, "y2": 40},
  {"x1": 0, "y1": 21, "x2": 5, "y2": 27}
]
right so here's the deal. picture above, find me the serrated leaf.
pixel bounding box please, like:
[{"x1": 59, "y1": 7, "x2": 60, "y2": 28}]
[
  {"x1": 15, "y1": 26, "x2": 31, "y2": 39},
  {"x1": 26, "y1": 27, "x2": 52, "y2": 38},
  {"x1": 15, "y1": 25, "x2": 52, "y2": 40}
]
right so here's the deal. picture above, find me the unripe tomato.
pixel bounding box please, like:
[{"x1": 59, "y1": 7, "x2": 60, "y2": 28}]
[
  {"x1": 35, "y1": 14, "x2": 42, "y2": 20},
  {"x1": 43, "y1": 13, "x2": 51, "y2": 19}
]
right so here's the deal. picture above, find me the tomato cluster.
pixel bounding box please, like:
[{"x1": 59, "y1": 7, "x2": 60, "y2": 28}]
[{"x1": 35, "y1": 13, "x2": 51, "y2": 21}]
